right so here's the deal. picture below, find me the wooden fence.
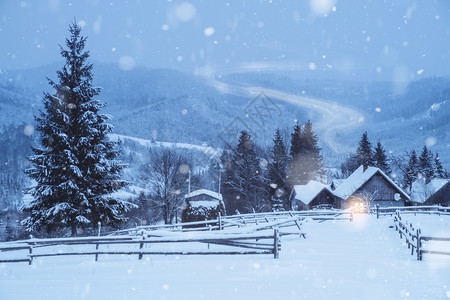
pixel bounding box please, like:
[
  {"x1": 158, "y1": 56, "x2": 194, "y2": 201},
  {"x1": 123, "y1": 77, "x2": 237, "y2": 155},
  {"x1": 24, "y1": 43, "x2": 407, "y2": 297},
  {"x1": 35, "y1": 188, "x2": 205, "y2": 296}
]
[
  {"x1": 374, "y1": 205, "x2": 450, "y2": 218},
  {"x1": 112, "y1": 210, "x2": 353, "y2": 236},
  {"x1": 0, "y1": 210, "x2": 351, "y2": 265},
  {"x1": 0, "y1": 228, "x2": 284, "y2": 265},
  {"x1": 393, "y1": 211, "x2": 450, "y2": 261}
]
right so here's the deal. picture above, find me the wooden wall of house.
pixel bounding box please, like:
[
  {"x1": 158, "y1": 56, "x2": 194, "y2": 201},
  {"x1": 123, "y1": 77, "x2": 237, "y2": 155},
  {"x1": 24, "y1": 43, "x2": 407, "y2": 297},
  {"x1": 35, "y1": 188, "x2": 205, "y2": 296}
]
[
  {"x1": 309, "y1": 190, "x2": 337, "y2": 208},
  {"x1": 354, "y1": 173, "x2": 406, "y2": 203}
]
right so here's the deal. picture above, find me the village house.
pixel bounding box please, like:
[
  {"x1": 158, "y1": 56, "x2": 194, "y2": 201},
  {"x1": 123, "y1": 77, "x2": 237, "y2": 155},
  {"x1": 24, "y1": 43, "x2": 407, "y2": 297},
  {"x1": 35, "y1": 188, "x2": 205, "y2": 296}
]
[
  {"x1": 181, "y1": 189, "x2": 226, "y2": 224},
  {"x1": 290, "y1": 181, "x2": 337, "y2": 211},
  {"x1": 333, "y1": 165, "x2": 410, "y2": 209},
  {"x1": 411, "y1": 178, "x2": 450, "y2": 206}
]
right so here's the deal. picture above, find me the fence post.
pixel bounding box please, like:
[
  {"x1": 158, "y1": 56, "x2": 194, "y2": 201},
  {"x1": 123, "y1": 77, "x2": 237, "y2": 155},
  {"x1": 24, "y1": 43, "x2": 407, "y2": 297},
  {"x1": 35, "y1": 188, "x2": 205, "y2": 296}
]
[
  {"x1": 95, "y1": 243, "x2": 99, "y2": 262},
  {"x1": 139, "y1": 232, "x2": 145, "y2": 260},
  {"x1": 274, "y1": 228, "x2": 280, "y2": 259},
  {"x1": 350, "y1": 212, "x2": 353, "y2": 222},
  {"x1": 98, "y1": 222, "x2": 102, "y2": 237},
  {"x1": 218, "y1": 213, "x2": 222, "y2": 231},
  {"x1": 416, "y1": 229, "x2": 421, "y2": 261},
  {"x1": 376, "y1": 204, "x2": 379, "y2": 219}
]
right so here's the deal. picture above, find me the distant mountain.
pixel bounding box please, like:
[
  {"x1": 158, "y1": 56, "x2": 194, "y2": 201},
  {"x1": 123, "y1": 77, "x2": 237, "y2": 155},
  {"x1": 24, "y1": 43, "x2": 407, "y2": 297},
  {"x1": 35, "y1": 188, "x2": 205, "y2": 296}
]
[{"x1": 0, "y1": 64, "x2": 449, "y2": 167}]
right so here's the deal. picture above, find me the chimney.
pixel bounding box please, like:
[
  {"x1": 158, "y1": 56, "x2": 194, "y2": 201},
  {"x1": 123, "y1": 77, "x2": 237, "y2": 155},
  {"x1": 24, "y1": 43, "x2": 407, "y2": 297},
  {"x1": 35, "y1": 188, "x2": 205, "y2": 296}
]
[{"x1": 363, "y1": 164, "x2": 368, "y2": 173}]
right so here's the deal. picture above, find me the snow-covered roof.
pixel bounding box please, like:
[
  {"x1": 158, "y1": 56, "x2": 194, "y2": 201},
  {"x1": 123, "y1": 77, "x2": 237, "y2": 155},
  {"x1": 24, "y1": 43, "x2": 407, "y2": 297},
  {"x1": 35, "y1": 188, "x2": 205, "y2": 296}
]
[
  {"x1": 334, "y1": 165, "x2": 410, "y2": 201},
  {"x1": 411, "y1": 178, "x2": 449, "y2": 203},
  {"x1": 185, "y1": 189, "x2": 223, "y2": 201},
  {"x1": 292, "y1": 181, "x2": 330, "y2": 205},
  {"x1": 427, "y1": 179, "x2": 449, "y2": 195},
  {"x1": 189, "y1": 200, "x2": 220, "y2": 208}
]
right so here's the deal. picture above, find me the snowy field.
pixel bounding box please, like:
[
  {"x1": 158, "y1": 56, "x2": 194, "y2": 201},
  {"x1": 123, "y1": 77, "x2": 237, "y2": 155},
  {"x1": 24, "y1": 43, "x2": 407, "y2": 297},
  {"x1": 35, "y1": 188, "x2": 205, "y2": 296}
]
[{"x1": 1, "y1": 214, "x2": 450, "y2": 300}]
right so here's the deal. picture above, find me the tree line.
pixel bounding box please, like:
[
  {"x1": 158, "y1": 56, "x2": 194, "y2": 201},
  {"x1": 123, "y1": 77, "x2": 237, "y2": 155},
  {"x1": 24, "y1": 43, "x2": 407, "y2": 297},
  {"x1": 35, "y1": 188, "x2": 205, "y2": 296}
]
[
  {"x1": 340, "y1": 131, "x2": 447, "y2": 193},
  {"x1": 220, "y1": 120, "x2": 325, "y2": 214}
]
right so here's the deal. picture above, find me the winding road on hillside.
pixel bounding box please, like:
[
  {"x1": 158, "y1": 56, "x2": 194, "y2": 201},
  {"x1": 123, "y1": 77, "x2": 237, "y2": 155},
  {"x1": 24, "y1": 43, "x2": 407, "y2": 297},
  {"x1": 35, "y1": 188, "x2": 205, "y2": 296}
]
[{"x1": 196, "y1": 64, "x2": 366, "y2": 153}]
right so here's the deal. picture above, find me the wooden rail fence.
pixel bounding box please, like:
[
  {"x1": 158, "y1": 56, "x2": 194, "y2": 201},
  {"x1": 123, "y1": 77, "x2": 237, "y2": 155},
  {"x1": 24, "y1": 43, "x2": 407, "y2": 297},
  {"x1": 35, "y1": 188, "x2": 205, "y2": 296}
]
[
  {"x1": 0, "y1": 228, "x2": 284, "y2": 265},
  {"x1": 111, "y1": 210, "x2": 353, "y2": 236},
  {"x1": 393, "y1": 211, "x2": 450, "y2": 261},
  {"x1": 374, "y1": 205, "x2": 450, "y2": 218}
]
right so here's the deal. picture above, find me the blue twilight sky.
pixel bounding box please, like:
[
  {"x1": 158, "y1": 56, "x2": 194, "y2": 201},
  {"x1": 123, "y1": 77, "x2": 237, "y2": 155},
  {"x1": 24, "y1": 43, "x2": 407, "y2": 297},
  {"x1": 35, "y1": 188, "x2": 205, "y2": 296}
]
[{"x1": 0, "y1": 0, "x2": 449, "y2": 81}]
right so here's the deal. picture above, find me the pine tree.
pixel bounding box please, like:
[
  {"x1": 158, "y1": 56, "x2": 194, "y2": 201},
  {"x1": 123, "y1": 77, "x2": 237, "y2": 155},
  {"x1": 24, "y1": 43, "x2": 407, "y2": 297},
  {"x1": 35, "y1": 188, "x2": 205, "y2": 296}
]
[
  {"x1": 299, "y1": 120, "x2": 325, "y2": 182},
  {"x1": 402, "y1": 150, "x2": 418, "y2": 193},
  {"x1": 219, "y1": 145, "x2": 237, "y2": 214},
  {"x1": 289, "y1": 122, "x2": 303, "y2": 158},
  {"x1": 267, "y1": 129, "x2": 289, "y2": 211},
  {"x1": 23, "y1": 23, "x2": 130, "y2": 236},
  {"x1": 434, "y1": 152, "x2": 446, "y2": 179},
  {"x1": 288, "y1": 121, "x2": 324, "y2": 185},
  {"x1": 356, "y1": 131, "x2": 375, "y2": 167},
  {"x1": 225, "y1": 131, "x2": 268, "y2": 213},
  {"x1": 418, "y1": 146, "x2": 434, "y2": 181},
  {"x1": 374, "y1": 140, "x2": 391, "y2": 175}
]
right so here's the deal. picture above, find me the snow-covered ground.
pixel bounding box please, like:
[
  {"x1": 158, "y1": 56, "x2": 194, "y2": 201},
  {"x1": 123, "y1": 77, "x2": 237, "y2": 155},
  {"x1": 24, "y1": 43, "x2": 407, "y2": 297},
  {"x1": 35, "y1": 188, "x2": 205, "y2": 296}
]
[{"x1": 1, "y1": 214, "x2": 449, "y2": 300}]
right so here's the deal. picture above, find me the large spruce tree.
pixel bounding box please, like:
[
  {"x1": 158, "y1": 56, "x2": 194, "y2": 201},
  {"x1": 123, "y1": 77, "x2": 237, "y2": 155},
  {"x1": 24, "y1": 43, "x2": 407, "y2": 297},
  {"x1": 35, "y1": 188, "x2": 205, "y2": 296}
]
[
  {"x1": 288, "y1": 121, "x2": 324, "y2": 185},
  {"x1": 356, "y1": 131, "x2": 375, "y2": 167},
  {"x1": 225, "y1": 131, "x2": 268, "y2": 213},
  {"x1": 374, "y1": 140, "x2": 391, "y2": 175},
  {"x1": 434, "y1": 152, "x2": 446, "y2": 179},
  {"x1": 23, "y1": 23, "x2": 130, "y2": 236},
  {"x1": 418, "y1": 146, "x2": 434, "y2": 180},
  {"x1": 402, "y1": 150, "x2": 419, "y2": 193},
  {"x1": 289, "y1": 122, "x2": 303, "y2": 158},
  {"x1": 267, "y1": 129, "x2": 289, "y2": 211}
]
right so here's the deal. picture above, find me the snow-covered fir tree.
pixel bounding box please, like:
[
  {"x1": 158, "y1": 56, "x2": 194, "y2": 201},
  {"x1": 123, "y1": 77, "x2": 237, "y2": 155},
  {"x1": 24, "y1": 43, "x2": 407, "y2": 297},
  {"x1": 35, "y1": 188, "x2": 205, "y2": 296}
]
[
  {"x1": 288, "y1": 121, "x2": 324, "y2": 185},
  {"x1": 267, "y1": 129, "x2": 289, "y2": 211},
  {"x1": 418, "y1": 146, "x2": 434, "y2": 181},
  {"x1": 356, "y1": 131, "x2": 375, "y2": 167},
  {"x1": 224, "y1": 131, "x2": 268, "y2": 213},
  {"x1": 434, "y1": 152, "x2": 446, "y2": 179},
  {"x1": 23, "y1": 23, "x2": 130, "y2": 236},
  {"x1": 289, "y1": 122, "x2": 303, "y2": 158},
  {"x1": 374, "y1": 140, "x2": 391, "y2": 175},
  {"x1": 287, "y1": 122, "x2": 303, "y2": 185},
  {"x1": 300, "y1": 120, "x2": 325, "y2": 182},
  {"x1": 402, "y1": 150, "x2": 419, "y2": 193}
]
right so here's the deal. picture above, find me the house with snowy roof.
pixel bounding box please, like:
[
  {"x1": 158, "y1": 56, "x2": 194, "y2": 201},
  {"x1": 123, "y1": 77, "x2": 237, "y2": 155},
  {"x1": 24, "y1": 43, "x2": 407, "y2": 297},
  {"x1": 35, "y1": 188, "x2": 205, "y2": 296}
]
[
  {"x1": 181, "y1": 189, "x2": 225, "y2": 225},
  {"x1": 426, "y1": 180, "x2": 450, "y2": 205},
  {"x1": 411, "y1": 178, "x2": 449, "y2": 205},
  {"x1": 333, "y1": 165, "x2": 410, "y2": 209},
  {"x1": 290, "y1": 180, "x2": 337, "y2": 211}
]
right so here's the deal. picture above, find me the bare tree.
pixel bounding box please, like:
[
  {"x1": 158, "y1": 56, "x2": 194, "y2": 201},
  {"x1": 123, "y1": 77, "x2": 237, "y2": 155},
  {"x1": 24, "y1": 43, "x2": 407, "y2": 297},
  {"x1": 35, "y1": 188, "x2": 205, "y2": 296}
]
[
  {"x1": 359, "y1": 190, "x2": 378, "y2": 213},
  {"x1": 143, "y1": 149, "x2": 190, "y2": 224}
]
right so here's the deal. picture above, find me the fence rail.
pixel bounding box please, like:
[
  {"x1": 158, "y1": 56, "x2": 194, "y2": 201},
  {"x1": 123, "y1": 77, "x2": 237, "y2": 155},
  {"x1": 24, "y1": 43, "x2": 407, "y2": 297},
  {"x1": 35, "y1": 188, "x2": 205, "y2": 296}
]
[
  {"x1": 111, "y1": 210, "x2": 353, "y2": 236},
  {"x1": 392, "y1": 211, "x2": 450, "y2": 261},
  {"x1": 0, "y1": 209, "x2": 353, "y2": 265},
  {"x1": 374, "y1": 205, "x2": 450, "y2": 218},
  {"x1": 0, "y1": 228, "x2": 284, "y2": 265}
]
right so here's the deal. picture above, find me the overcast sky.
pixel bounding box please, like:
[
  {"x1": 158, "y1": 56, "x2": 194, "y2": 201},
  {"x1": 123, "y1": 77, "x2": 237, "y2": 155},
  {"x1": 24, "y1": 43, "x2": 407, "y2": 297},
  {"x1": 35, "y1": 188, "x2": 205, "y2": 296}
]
[{"x1": 1, "y1": 0, "x2": 449, "y2": 81}]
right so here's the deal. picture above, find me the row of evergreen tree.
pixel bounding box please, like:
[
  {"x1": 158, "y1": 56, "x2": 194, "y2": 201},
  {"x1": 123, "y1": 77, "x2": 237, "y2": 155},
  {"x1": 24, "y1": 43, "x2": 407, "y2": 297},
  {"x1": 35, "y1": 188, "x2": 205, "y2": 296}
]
[
  {"x1": 220, "y1": 120, "x2": 325, "y2": 214},
  {"x1": 340, "y1": 132, "x2": 447, "y2": 194},
  {"x1": 340, "y1": 132, "x2": 392, "y2": 177},
  {"x1": 401, "y1": 146, "x2": 446, "y2": 192}
]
